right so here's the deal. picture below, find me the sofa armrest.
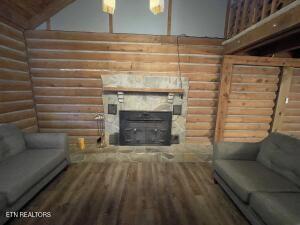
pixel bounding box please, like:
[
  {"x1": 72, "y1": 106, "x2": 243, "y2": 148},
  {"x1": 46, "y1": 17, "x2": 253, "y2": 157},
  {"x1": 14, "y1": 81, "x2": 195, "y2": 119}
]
[
  {"x1": 213, "y1": 142, "x2": 261, "y2": 161},
  {"x1": 24, "y1": 133, "x2": 70, "y2": 163}
]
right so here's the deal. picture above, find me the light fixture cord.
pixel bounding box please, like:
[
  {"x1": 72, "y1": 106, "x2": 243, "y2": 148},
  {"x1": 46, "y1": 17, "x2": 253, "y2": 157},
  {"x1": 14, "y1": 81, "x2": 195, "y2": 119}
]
[{"x1": 176, "y1": 35, "x2": 183, "y2": 90}]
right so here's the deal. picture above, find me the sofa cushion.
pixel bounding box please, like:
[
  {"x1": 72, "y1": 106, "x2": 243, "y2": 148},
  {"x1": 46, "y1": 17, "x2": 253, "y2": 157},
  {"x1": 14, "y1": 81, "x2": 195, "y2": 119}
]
[
  {"x1": 215, "y1": 160, "x2": 300, "y2": 202},
  {"x1": 257, "y1": 133, "x2": 300, "y2": 187},
  {"x1": 0, "y1": 138, "x2": 10, "y2": 162},
  {"x1": 0, "y1": 124, "x2": 26, "y2": 158},
  {"x1": 0, "y1": 193, "x2": 7, "y2": 213},
  {"x1": 0, "y1": 149, "x2": 66, "y2": 204},
  {"x1": 250, "y1": 192, "x2": 300, "y2": 225}
]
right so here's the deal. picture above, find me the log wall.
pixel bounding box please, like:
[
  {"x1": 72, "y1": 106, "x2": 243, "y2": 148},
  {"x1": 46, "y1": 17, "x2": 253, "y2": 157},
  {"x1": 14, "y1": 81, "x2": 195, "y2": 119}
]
[
  {"x1": 215, "y1": 56, "x2": 300, "y2": 143},
  {"x1": 278, "y1": 68, "x2": 300, "y2": 138},
  {"x1": 25, "y1": 30, "x2": 223, "y2": 144},
  {"x1": 0, "y1": 22, "x2": 38, "y2": 132},
  {"x1": 224, "y1": 65, "x2": 280, "y2": 142}
]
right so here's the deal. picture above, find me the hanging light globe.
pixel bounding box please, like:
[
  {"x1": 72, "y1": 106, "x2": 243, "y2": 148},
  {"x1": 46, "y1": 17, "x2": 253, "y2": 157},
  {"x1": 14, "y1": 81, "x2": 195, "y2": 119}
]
[
  {"x1": 150, "y1": 0, "x2": 164, "y2": 15},
  {"x1": 102, "y1": 0, "x2": 115, "y2": 14}
]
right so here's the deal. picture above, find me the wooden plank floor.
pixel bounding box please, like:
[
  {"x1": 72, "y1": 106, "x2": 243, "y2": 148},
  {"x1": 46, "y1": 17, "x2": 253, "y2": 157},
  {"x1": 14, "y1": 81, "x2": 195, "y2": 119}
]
[{"x1": 9, "y1": 163, "x2": 249, "y2": 225}]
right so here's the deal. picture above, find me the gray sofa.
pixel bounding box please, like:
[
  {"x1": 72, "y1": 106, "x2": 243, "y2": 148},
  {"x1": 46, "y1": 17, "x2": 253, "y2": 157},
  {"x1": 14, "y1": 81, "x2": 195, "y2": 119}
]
[
  {"x1": 213, "y1": 132, "x2": 300, "y2": 225},
  {"x1": 0, "y1": 124, "x2": 69, "y2": 225}
]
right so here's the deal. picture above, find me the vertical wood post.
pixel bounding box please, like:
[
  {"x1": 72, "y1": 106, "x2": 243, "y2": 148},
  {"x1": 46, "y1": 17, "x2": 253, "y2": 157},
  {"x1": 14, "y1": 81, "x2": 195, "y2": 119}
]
[
  {"x1": 251, "y1": 0, "x2": 257, "y2": 25},
  {"x1": 271, "y1": 0, "x2": 277, "y2": 14},
  {"x1": 167, "y1": 0, "x2": 173, "y2": 35},
  {"x1": 233, "y1": 1, "x2": 242, "y2": 35},
  {"x1": 241, "y1": 0, "x2": 249, "y2": 30},
  {"x1": 224, "y1": 0, "x2": 232, "y2": 38},
  {"x1": 271, "y1": 67, "x2": 293, "y2": 132},
  {"x1": 109, "y1": 14, "x2": 113, "y2": 33},
  {"x1": 214, "y1": 58, "x2": 233, "y2": 142},
  {"x1": 261, "y1": 0, "x2": 268, "y2": 19}
]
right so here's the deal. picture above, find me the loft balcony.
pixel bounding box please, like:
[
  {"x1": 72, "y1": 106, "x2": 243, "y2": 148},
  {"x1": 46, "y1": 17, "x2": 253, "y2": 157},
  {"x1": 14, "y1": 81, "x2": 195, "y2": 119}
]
[{"x1": 223, "y1": 0, "x2": 300, "y2": 57}]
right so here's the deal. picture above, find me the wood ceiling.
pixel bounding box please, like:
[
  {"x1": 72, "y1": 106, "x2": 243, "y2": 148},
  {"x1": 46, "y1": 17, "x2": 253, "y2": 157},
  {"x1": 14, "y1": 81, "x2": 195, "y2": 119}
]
[{"x1": 0, "y1": 0, "x2": 75, "y2": 30}]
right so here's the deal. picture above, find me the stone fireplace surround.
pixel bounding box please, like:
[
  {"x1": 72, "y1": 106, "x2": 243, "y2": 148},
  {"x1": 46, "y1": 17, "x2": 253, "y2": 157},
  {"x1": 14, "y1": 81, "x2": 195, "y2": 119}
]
[{"x1": 101, "y1": 74, "x2": 189, "y2": 146}]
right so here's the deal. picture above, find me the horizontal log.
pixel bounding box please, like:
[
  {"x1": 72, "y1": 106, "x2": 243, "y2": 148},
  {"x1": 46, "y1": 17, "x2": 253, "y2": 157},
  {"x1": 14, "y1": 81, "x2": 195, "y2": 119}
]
[
  {"x1": 185, "y1": 130, "x2": 214, "y2": 137},
  {"x1": 185, "y1": 137, "x2": 212, "y2": 144},
  {"x1": 186, "y1": 122, "x2": 215, "y2": 130},
  {"x1": 0, "y1": 100, "x2": 34, "y2": 114},
  {"x1": 281, "y1": 116, "x2": 300, "y2": 123},
  {"x1": 231, "y1": 83, "x2": 278, "y2": 92},
  {"x1": 36, "y1": 104, "x2": 103, "y2": 113},
  {"x1": 13, "y1": 117, "x2": 37, "y2": 129},
  {"x1": 0, "y1": 58, "x2": 28, "y2": 71},
  {"x1": 32, "y1": 78, "x2": 102, "y2": 88},
  {"x1": 0, "y1": 22, "x2": 24, "y2": 42},
  {"x1": 290, "y1": 85, "x2": 300, "y2": 93},
  {"x1": 288, "y1": 93, "x2": 300, "y2": 100},
  {"x1": 232, "y1": 65, "x2": 280, "y2": 76},
  {"x1": 284, "y1": 109, "x2": 300, "y2": 116},
  {"x1": 231, "y1": 75, "x2": 279, "y2": 84},
  {"x1": 35, "y1": 96, "x2": 103, "y2": 105},
  {"x1": 186, "y1": 115, "x2": 216, "y2": 123},
  {"x1": 39, "y1": 120, "x2": 98, "y2": 129},
  {"x1": 223, "y1": 137, "x2": 263, "y2": 142},
  {"x1": 28, "y1": 50, "x2": 222, "y2": 64},
  {"x1": 25, "y1": 30, "x2": 223, "y2": 46},
  {"x1": 39, "y1": 128, "x2": 99, "y2": 136},
  {"x1": 38, "y1": 112, "x2": 97, "y2": 121},
  {"x1": 29, "y1": 60, "x2": 220, "y2": 73},
  {"x1": 0, "y1": 91, "x2": 33, "y2": 102},
  {"x1": 27, "y1": 40, "x2": 223, "y2": 55},
  {"x1": 0, "y1": 109, "x2": 36, "y2": 123},
  {"x1": 0, "y1": 81, "x2": 32, "y2": 91},
  {"x1": 279, "y1": 123, "x2": 300, "y2": 131},
  {"x1": 287, "y1": 101, "x2": 300, "y2": 108},
  {"x1": 225, "y1": 116, "x2": 272, "y2": 123},
  {"x1": 229, "y1": 92, "x2": 276, "y2": 100},
  {"x1": 188, "y1": 99, "x2": 217, "y2": 107},
  {"x1": 0, "y1": 69, "x2": 30, "y2": 81},
  {"x1": 0, "y1": 35, "x2": 25, "y2": 52},
  {"x1": 0, "y1": 47, "x2": 26, "y2": 62},
  {"x1": 224, "y1": 123, "x2": 270, "y2": 130},
  {"x1": 187, "y1": 107, "x2": 217, "y2": 115},
  {"x1": 228, "y1": 100, "x2": 275, "y2": 108},
  {"x1": 189, "y1": 82, "x2": 219, "y2": 91},
  {"x1": 184, "y1": 73, "x2": 220, "y2": 82},
  {"x1": 34, "y1": 87, "x2": 102, "y2": 96},
  {"x1": 31, "y1": 69, "x2": 106, "y2": 79},
  {"x1": 188, "y1": 91, "x2": 218, "y2": 99},
  {"x1": 223, "y1": 130, "x2": 268, "y2": 138},
  {"x1": 227, "y1": 107, "x2": 274, "y2": 116}
]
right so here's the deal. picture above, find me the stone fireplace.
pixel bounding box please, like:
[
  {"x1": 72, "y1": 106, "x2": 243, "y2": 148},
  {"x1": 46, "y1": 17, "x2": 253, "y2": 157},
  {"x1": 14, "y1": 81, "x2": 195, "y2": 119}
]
[{"x1": 101, "y1": 74, "x2": 189, "y2": 146}]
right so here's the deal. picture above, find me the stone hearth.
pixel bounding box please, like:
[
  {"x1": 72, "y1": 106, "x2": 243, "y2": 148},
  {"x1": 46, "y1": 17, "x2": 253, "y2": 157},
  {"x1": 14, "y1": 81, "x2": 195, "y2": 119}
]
[{"x1": 69, "y1": 143, "x2": 213, "y2": 163}]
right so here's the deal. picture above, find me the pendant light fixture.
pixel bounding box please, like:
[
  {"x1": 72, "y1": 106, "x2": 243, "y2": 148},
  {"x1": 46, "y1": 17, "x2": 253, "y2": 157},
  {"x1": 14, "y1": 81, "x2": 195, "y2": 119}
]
[
  {"x1": 102, "y1": 0, "x2": 115, "y2": 14},
  {"x1": 150, "y1": 0, "x2": 164, "y2": 15}
]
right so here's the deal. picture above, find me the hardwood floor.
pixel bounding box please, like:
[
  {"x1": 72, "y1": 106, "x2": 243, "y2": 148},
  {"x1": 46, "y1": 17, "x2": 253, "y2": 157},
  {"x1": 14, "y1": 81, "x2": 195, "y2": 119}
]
[{"x1": 9, "y1": 163, "x2": 249, "y2": 225}]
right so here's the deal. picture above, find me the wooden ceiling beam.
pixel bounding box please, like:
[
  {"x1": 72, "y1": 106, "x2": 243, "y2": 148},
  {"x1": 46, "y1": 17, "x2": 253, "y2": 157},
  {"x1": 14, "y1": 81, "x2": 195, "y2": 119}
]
[
  {"x1": 0, "y1": 2, "x2": 28, "y2": 29},
  {"x1": 223, "y1": 2, "x2": 300, "y2": 54},
  {"x1": 26, "y1": 0, "x2": 76, "y2": 30}
]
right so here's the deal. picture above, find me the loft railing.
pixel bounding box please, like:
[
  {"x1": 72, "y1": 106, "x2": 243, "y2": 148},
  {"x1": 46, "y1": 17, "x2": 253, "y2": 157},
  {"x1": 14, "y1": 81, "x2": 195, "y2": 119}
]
[{"x1": 224, "y1": 0, "x2": 296, "y2": 39}]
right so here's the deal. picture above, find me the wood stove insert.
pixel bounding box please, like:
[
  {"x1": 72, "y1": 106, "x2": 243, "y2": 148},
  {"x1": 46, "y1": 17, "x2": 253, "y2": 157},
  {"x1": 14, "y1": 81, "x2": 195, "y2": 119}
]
[{"x1": 119, "y1": 111, "x2": 172, "y2": 146}]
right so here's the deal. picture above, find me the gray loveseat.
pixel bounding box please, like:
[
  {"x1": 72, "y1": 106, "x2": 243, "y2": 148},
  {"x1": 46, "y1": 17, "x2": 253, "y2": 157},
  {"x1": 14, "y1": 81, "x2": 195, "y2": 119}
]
[
  {"x1": 0, "y1": 124, "x2": 69, "y2": 225},
  {"x1": 213, "y1": 132, "x2": 300, "y2": 225}
]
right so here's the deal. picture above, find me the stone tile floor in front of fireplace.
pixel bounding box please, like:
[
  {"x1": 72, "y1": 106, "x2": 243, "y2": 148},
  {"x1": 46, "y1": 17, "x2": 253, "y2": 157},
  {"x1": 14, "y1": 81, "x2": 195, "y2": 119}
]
[{"x1": 69, "y1": 144, "x2": 213, "y2": 164}]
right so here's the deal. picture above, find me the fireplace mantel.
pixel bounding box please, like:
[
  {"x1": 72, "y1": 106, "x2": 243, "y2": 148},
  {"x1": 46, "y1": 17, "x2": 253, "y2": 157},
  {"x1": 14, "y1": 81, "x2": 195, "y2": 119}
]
[{"x1": 103, "y1": 86, "x2": 184, "y2": 94}]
